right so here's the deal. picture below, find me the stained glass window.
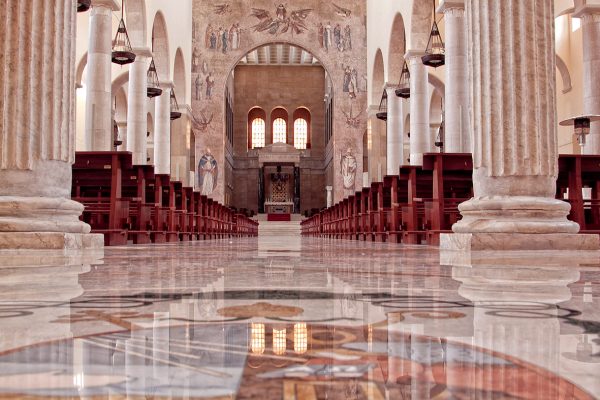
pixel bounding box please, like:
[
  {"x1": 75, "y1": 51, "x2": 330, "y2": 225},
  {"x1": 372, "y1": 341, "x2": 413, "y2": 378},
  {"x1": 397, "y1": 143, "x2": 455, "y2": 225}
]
[
  {"x1": 273, "y1": 118, "x2": 287, "y2": 144},
  {"x1": 294, "y1": 118, "x2": 308, "y2": 149},
  {"x1": 251, "y1": 118, "x2": 265, "y2": 148}
]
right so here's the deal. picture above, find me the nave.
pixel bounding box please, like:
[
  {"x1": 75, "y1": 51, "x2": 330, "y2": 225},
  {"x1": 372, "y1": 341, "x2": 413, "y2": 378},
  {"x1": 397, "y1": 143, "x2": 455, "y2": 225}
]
[{"x1": 0, "y1": 234, "x2": 598, "y2": 398}]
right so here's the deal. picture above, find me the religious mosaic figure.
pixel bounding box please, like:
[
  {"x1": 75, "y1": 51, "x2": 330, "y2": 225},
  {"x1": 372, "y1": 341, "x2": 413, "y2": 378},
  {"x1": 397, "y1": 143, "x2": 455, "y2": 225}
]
[
  {"x1": 205, "y1": 72, "x2": 215, "y2": 99},
  {"x1": 210, "y1": 31, "x2": 217, "y2": 49},
  {"x1": 251, "y1": 6, "x2": 312, "y2": 35},
  {"x1": 318, "y1": 23, "x2": 324, "y2": 48},
  {"x1": 344, "y1": 25, "x2": 352, "y2": 50},
  {"x1": 198, "y1": 150, "x2": 218, "y2": 196},
  {"x1": 342, "y1": 65, "x2": 352, "y2": 93},
  {"x1": 324, "y1": 22, "x2": 333, "y2": 50},
  {"x1": 195, "y1": 75, "x2": 203, "y2": 101},
  {"x1": 334, "y1": 24, "x2": 341, "y2": 50},
  {"x1": 205, "y1": 24, "x2": 213, "y2": 48},
  {"x1": 341, "y1": 148, "x2": 357, "y2": 190},
  {"x1": 221, "y1": 29, "x2": 228, "y2": 53},
  {"x1": 229, "y1": 23, "x2": 241, "y2": 50},
  {"x1": 192, "y1": 47, "x2": 201, "y2": 73}
]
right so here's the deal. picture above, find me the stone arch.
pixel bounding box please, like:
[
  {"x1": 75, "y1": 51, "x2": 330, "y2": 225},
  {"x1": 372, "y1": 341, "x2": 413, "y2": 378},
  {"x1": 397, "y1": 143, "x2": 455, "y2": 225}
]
[
  {"x1": 428, "y1": 73, "x2": 445, "y2": 100},
  {"x1": 371, "y1": 49, "x2": 385, "y2": 106},
  {"x1": 556, "y1": 54, "x2": 573, "y2": 94},
  {"x1": 125, "y1": 0, "x2": 147, "y2": 49},
  {"x1": 173, "y1": 48, "x2": 187, "y2": 104},
  {"x1": 409, "y1": 0, "x2": 433, "y2": 50},
  {"x1": 151, "y1": 11, "x2": 170, "y2": 82},
  {"x1": 114, "y1": 87, "x2": 128, "y2": 123},
  {"x1": 388, "y1": 13, "x2": 406, "y2": 84},
  {"x1": 75, "y1": 52, "x2": 87, "y2": 88},
  {"x1": 111, "y1": 71, "x2": 129, "y2": 95}
]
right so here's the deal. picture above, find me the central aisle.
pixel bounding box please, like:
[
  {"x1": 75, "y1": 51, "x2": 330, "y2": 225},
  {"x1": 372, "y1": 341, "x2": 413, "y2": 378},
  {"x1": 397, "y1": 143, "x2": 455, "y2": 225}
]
[{"x1": 0, "y1": 236, "x2": 598, "y2": 398}]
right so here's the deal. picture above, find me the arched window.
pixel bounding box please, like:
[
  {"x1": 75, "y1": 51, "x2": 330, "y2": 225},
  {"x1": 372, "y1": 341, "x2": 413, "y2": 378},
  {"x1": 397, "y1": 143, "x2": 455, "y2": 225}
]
[
  {"x1": 273, "y1": 118, "x2": 287, "y2": 144},
  {"x1": 294, "y1": 118, "x2": 308, "y2": 149},
  {"x1": 251, "y1": 118, "x2": 266, "y2": 148}
]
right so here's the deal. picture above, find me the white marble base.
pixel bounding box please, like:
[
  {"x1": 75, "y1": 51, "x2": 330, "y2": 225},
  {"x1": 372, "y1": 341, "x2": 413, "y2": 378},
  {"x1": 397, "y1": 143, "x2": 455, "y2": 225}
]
[
  {"x1": 440, "y1": 232, "x2": 600, "y2": 251},
  {"x1": 0, "y1": 232, "x2": 104, "y2": 250}
]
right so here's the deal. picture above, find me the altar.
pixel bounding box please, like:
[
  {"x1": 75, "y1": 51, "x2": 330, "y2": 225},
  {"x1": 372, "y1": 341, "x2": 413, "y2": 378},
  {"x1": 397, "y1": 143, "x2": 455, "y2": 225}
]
[{"x1": 265, "y1": 201, "x2": 294, "y2": 214}]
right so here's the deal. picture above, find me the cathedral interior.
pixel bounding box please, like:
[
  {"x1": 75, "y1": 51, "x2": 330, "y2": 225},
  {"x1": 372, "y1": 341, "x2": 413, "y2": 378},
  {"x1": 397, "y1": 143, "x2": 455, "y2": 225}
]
[{"x1": 0, "y1": 0, "x2": 599, "y2": 398}]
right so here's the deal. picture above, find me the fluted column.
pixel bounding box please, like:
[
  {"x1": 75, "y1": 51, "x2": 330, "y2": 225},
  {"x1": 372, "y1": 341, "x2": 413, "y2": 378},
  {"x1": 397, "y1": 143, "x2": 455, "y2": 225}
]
[
  {"x1": 406, "y1": 52, "x2": 430, "y2": 166},
  {"x1": 441, "y1": 0, "x2": 598, "y2": 251},
  {"x1": 126, "y1": 48, "x2": 151, "y2": 165},
  {"x1": 0, "y1": 1, "x2": 102, "y2": 249},
  {"x1": 154, "y1": 82, "x2": 172, "y2": 175},
  {"x1": 386, "y1": 86, "x2": 404, "y2": 175},
  {"x1": 575, "y1": 5, "x2": 600, "y2": 154},
  {"x1": 84, "y1": 0, "x2": 120, "y2": 151},
  {"x1": 438, "y1": 0, "x2": 470, "y2": 153}
]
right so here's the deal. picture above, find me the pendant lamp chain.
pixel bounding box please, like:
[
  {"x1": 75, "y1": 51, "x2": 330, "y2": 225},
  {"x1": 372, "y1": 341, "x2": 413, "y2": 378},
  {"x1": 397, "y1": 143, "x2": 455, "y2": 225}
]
[
  {"x1": 112, "y1": 0, "x2": 136, "y2": 65},
  {"x1": 422, "y1": 0, "x2": 445, "y2": 68}
]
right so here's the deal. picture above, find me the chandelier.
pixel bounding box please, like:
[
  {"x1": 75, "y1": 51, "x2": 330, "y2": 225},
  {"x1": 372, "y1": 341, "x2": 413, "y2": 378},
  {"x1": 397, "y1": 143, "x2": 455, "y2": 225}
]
[
  {"x1": 422, "y1": 0, "x2": 445, "y2": 68},
  {"x1": 112, "y1": 0, "x2": 136, "y2": 65},
  {"x1": 77, "y1": 0, "x2": 91, "y2": 12},
  {"x1": 395, "y1": 61, "x2": 410, "y2": 98},
  {"x1": 376, "y1": 89, "x2": 388, "y2": 121},
  {"x1": 170, "y1": 89, "x2": 182, "y2": 120},
  {"x1": 147, "y1": 58, "x2": 162, "y2": 98}
]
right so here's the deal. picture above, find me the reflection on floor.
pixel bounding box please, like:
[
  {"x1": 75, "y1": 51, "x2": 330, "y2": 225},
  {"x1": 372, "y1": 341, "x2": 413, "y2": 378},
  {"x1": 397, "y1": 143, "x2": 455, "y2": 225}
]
[{"x1": 0, "y1": 235, "x2": 598, "y2": 399}]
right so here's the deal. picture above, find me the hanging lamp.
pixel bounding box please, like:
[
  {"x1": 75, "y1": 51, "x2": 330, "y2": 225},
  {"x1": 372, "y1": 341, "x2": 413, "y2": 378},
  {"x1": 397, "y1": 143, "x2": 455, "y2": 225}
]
[
  {"x1": 395, "y1": 61, "x2": 411, "y2": 98},
  {"x1": 112, "y1": 0, "x2": 136, "y2": 65},
  {"x1": 560, "y1": 115, "x2": 600, "y2": 149},
  {"x1": 170, "y1": 89, "x2": 182, "y2": 120},
  {"x1": 77, "y1": 0, "x2": 91, "y2": 12},
  {"x1": 147, "y1": 58, "x2": 162, "y2": 98},
  {"x1": 422, "y1": 0, "x2": 445, "y2": 68},
  {"x1": 376, "y1": 89, "x2": 388, "y2": 121}
]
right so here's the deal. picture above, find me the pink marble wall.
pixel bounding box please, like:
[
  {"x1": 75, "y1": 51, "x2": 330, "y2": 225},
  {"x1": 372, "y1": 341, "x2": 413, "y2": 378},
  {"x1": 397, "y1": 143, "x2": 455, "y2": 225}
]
[{"x1": 191, "y1": 0, "x2": 367, "y2": 203}]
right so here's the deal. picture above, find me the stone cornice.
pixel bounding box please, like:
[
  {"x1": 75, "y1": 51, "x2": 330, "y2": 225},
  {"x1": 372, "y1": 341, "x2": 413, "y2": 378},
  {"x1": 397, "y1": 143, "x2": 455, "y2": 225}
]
[
  {"x1": 573, "y1": 3, "x2": 600, "y2": 18},
  {"x1": 437, "y1": 0, "x2": 465, "y2": 14},
  {"x1": 91, "y1": 0, "x2": 120, "y2": 11},
  {"x1": 404, "y1": 50, "x2": 426, "y2": 60},
  {"x1": 132, "y1": 47, "x2": 153, "y2": 58}
]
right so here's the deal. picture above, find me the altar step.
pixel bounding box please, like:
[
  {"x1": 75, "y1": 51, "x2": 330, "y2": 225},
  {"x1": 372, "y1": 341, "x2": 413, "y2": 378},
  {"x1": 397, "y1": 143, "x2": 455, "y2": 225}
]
[
  {"x1": 255, "y1": 214, "x2": 304, "y2": 222},
  {"x1": 258, "y1": 220, "x2": 302, "y2": 237}
]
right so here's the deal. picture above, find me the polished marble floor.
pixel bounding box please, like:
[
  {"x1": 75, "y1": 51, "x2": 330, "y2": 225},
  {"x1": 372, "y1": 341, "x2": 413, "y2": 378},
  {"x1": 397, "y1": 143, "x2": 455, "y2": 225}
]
[{"x1": 0, "y1": 233, "x2": 599, "y2": 399}]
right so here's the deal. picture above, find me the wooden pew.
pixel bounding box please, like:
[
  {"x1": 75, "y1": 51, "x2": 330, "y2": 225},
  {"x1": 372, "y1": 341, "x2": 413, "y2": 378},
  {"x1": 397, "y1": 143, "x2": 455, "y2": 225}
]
[
  {"x1": 422, "y1": 153, "x2": 473, "y2": 245},
  {"x1": 399, "y1": 165, "x2": 433, "y2": 244},
  {"x1": 121, "y1": 164, "x2": 155, "y2": 244},
  {"x1": 72, "y1": 151, "x2": 133, "y2": 246}
]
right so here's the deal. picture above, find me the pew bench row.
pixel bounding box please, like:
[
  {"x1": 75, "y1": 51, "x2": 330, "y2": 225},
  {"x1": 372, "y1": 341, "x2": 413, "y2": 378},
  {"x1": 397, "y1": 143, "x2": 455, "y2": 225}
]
[{"x1": 72, "y1": 151, "x2": 258, "y2": 246}]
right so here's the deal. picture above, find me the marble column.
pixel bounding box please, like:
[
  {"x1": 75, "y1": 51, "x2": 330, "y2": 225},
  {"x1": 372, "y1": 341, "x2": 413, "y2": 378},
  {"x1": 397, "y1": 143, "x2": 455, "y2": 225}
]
[
  {"x1": 127, "y1": 48, "x2": 152, "y2": 165},
  {"x1": 326, "y1": 186, "x2": 333, "y2": 208},
  {"x1": 154, "y1": 82, "x2": 173, "y2": 175},
  {"x1": 441, "y1": 0, "x2": 598, "y2": 251},
  {"x1": 84, "y1": 0, "x2": 120, "y2": 151},
  {"x1": 438, "y1": 0, "x2": 470, "y2": 153},
  {"x1": 575, "y1": 5, "x2": 600, "y2": 154},
  {"x1": 406, "y1": 52, "x2": 430, "y2": 166},
  {"x1": 0, "y1": 1, "x2": 102, "y2": 249},
  {"x1": 386, "y1": 86, "x2": 403, "y2": 175}
]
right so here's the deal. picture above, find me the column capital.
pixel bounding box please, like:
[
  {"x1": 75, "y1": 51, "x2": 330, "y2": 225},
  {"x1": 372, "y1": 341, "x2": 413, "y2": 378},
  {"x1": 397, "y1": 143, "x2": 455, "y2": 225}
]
[
  {"x1": 573, "y1": 3, "x2": 600, "y2": 18},
  {"x1": 91, "y1": 0, "x2": 120, "y2": 11},
  {"x1": 437, "y1": 0, "x2": 465, "y2": 14},
  {"x1": 160, "y1": 80, "x2": 174, "y2": 90},
  {"x1": 132, "y1": 47, "x2": 153, "y2": 58},
  {"x1": 404, "y1": 50, "x2": 426, "y2": 61}
]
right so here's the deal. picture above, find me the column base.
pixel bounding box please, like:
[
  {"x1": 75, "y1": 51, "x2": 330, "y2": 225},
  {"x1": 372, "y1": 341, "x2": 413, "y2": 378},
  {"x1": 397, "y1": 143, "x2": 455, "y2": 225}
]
[
  {"x1": 440, "y1": 232, "x2": 600, "y2": 251},
  {"x1": 0, "y1": 232, "x2": 104, "y2": 250}
]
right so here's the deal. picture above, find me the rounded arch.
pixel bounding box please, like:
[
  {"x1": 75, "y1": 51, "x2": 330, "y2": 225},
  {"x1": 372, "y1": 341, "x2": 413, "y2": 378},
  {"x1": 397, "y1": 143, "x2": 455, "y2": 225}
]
[
  {"x1": 125, "y1": 0, "x2": 147, "y2": 48},
  {"x1": 293, "y1": 107, "x2": 312, "y2": 149},
  {"x1": 271, "y1": 107, "x2": 289, "y2": 145},
  {"x1": 173, "y1": 47, "x2": 187, "y2": 104},
  {"x1": 388, "y1": 13, "x2": 406, "y2": 83},
  {"x1": 151, "y1": 11, "x2": 170, "y2": 82},
  {"x1": 114, "y1": 87, "x2": 128, "y2": 123},
  {"x1": 76, "y1": 52, "x2": 87, "y2": 88},
  {"x1": 111, "y1": 71, "x2": 130, "y2": 95},
  {"x1": 428, "y1": 73, "x2": 445, "y2": 100},
  {"x1": 248, "y1": 107, "x2": 267, "y2": 149},
  {"x1": 556, "y1": 54, "x2": 573, "y2": 94},
  {"x1": 371, "y1": 49, "x2": 385, "y2": 106},
  {"x1": 223, "y1": 39, "x2": 336, "y2": 104},
  {"x1": 410, "y1": 0, "x2": 433, "y2": 50}
]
